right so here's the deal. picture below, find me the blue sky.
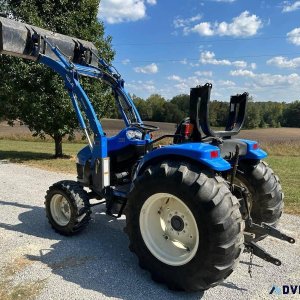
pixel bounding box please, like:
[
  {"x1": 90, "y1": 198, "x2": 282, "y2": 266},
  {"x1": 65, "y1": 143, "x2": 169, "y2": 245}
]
[{"x1": 98, "y1": 0, "x2": 300, "y2": 102}]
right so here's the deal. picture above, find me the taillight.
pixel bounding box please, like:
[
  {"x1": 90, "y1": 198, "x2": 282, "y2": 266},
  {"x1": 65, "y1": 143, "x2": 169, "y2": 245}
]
[
  {"x1": 210, "y1": 150, "x2": 219, "y2": 159},
  {"x1": 182, "y1": 123, "x2": 194, "y2": 138},
  {"x1": 253, "y1": 143, "x2": 259, "y2": 150}
]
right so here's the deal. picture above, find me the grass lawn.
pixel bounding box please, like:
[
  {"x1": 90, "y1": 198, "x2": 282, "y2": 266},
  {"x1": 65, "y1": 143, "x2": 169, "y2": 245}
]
[
  {"x1": 0, "y1": 139, "x2": 299, "y2": 215},
  {"x1": 0, "y1": 140, "x2": 83, "y2": 173},
  {"x1": 266, "y1": 156, "x2": 300, "y2": 215}
]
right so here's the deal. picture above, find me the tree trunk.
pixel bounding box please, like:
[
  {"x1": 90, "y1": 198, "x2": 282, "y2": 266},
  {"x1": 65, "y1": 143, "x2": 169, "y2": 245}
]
[{"x1": 54, "y1": 134, "x2": 63, "y2": 158}]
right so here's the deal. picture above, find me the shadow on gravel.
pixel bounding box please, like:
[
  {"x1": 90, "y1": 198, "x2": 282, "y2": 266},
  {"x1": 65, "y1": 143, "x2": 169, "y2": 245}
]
[
  {"x1": 219, "y1": 282, "x2": 247, "y2": 292},
  {"x1": 0, "y1": 150, "x2": 72, "y2": 163},
  {"x1": 0, "y1": 200, "x2": 243, "y2": 299},
  {"x1": 0, "y1": 150, "x2": 53, "y2": 163}
]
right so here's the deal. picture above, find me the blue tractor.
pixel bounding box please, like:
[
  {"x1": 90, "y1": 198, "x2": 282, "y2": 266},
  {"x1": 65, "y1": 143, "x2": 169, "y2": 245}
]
[{"x1": 0, "y1": 16, "x2": 295, "y2": 292}]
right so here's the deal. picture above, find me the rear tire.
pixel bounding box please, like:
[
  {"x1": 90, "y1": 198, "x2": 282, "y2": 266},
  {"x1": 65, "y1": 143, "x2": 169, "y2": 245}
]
[
  {"x1": 125, "y1": 161, "x2": 244, "y2": 291},
  {"x1": 45, "y1": 180, "x2": 91, "y2": 236},
  {"x1": 237, "y1": 160, "x2": 284, "y2": 239}
]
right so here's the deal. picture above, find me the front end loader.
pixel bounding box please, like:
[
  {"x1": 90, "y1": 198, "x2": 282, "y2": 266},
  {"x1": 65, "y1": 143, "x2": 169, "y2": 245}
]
[{"x1": 0, "y1": 16, "x2": 295, "y2": 292}]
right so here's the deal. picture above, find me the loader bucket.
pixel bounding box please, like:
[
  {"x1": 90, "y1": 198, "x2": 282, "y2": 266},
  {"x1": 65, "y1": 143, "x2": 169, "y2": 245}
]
[{"x1": 0, "y1": 16, "x2": 98, "y2": 66}]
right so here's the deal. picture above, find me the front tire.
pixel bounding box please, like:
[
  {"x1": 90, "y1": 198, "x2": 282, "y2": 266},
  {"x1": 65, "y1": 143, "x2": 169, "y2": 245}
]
[
  {"x1": 45, "y1": 180, "x2": 91, "y2": 236},
  {"x1": 125, "y1": 161, "x2": 244, "y2": 291}
]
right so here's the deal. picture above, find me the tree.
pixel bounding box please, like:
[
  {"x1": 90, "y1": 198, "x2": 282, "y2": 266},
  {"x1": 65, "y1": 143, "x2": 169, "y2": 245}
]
[
  {"x1": 259, "y1": 102, "x2": 284, "y2": 128},
  {"x1": 170, "y1": 94, "x2": 189, "y2": 117},
  {"x1": 132, "y1": 95, "x2": 153, "y2": 120},
  {"x1": 0, "y1": 0, "x2": 114, "y2": 157},
  {"x1": 210, "y1": 101, "x2": 228, "y2": 128},
  {"x1": 146, "y1": 94, "x2": 166, "y2": 122},
  {"x1": 282, "y1": 101, "x2": 300, "y2": 127},
  {"x1": 163, "y1": 102, "x2": 185, "y2": 123},
  {"x1": 244, "y1": 102, "x2": 261, "y2": 129}
]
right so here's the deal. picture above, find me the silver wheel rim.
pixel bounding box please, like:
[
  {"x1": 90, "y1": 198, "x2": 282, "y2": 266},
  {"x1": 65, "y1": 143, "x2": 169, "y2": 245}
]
[
  {"x1": 139, "y1": 193, "x2": 199, "y2": 266},
  {"x1": 50, "y1": 194, "x2": 71, "y2": 226}
]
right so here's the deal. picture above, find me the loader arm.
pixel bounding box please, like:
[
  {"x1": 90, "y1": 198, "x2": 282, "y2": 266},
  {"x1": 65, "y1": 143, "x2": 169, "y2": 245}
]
[
  {"x1": 0, "y1": 16, "x2": 145, "y2": 192},
  {"x1": 0, "y1": 16, "x2": 143, "y2": 157}
]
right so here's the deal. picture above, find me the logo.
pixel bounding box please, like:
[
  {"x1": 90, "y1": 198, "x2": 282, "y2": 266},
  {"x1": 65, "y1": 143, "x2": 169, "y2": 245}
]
[
  {"x1": 270, "y1": 285, "x2": 300, "y2": 295},
  {"x1": 270, "y1": 286, "x2": 281, "y2": 295}
]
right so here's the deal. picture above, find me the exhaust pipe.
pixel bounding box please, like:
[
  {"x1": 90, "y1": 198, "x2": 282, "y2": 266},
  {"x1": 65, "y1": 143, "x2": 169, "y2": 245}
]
[{"x1": 0, "y1": 16, "x2": 98, "y2": 66}]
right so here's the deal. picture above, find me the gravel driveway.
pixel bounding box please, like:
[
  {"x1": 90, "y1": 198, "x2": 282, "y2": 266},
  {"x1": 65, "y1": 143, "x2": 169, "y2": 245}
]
[{"x1": 0, "y1": 163, "x2": 299, "y2": 300}]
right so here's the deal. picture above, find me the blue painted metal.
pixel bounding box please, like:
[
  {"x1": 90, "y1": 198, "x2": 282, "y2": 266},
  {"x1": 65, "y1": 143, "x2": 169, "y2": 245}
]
[
  {"x1": 108, "y1": 128, "x2": 151, "y2": 152},
  {"x1": 36, "y1": 38, "x2": 265, "y2": 177},
  {"x1": 240, "y1": 139, "x2": 268, "y2": 160},
  {"x1": 37, "y1": 38, "x2": 144, "y2": 161},
  {"x1": 77, "y1": 145, "x2": 91, "y2": 165},
  {"x1": 140, "y1": 143, "x2": 231, "y2": 171},
  {"x1": 77, "y1": 128, "x2": 151, "y2": 166}
]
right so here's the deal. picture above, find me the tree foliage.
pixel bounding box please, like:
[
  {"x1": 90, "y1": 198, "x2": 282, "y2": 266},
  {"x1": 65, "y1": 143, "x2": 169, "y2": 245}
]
[
  {"x1": 282, "y1": 101, "x2": 300, "y2": 127},
  {"x1": 133, "y1": 93, "x2": 299, "y2": 128},
  {"x1": 0, "y1": 0, "x2": 115, "y2": 156}
]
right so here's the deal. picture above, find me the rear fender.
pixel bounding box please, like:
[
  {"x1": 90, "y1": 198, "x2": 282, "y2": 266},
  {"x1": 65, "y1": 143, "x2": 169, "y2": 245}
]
[
  {"x1": 137, "y1": 143, "x2": 231, "y2": 175},
  {"x1": 241, "y1": 139, "x2": 267, "y2": 160}
]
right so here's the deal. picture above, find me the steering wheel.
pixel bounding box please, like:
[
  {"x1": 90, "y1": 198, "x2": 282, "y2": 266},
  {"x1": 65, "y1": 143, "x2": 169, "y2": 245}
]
[{"x1": 130, "y1": 122, "x2": 159, "y2": 132}]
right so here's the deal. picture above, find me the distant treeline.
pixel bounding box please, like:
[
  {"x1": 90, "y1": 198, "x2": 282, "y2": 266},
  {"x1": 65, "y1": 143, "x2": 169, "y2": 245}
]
[
  {"x1": 129, "y1": 94, "x2": 300, "y2": 129},
  {"x1": 1, "y1": 93, "x2": 298, "y2": 129}
]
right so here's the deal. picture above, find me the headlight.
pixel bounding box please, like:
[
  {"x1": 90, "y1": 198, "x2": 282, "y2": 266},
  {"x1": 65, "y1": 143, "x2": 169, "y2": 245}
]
[
  {"x1": 134, "y1": 130, "x2": 143, "y2": 139},
  {"x1": 126, "y1": 130, "x2": 143, "y2": 140}
]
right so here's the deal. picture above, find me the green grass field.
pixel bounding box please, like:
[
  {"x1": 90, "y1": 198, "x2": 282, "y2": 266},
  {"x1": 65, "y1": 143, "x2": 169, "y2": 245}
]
[{"x1": 0, "y1": 139, "x2": 299, "y2": 215}]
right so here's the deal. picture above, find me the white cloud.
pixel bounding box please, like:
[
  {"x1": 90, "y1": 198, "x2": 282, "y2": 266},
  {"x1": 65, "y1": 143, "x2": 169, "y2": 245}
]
[
  {"x1": 200, "y1": 51, "x2": 251, "y2": 68},
  {"x1": 190, "y1": 11, "x2": 262, "y2": 37},
  {"x1": 173, "y1": 14, "x2": 202, "y2": 35},
  {"x1": 167, "y1": 75, "x2": 182, "y2": 81},
  {"x1": 134, "y1": 63, "x2": 158, "y2": 74},
  {"x1": 173, "y1": 14, "x2": 202, "y2": 29},
  {"x1": 179, "y1": 58, "x2": 188, "y2": 65},
  {"x1": 194, "y1": 70, "x2": 213, "y2": 77},
  {"x1": 122, "y1": 58, "x2": 131, "y2": 65},
  {"x1": 167, "y1": 74, "x2": 214, "y2": 93},
  {"x1": 98, "y1": 0, "x2": 157, "y2": 24},
  {"x1": 267, "y1": 56, "x2": 300, "y2": 68},
  {"x1": 189, "y1": 62, "x2": 200, "y2": 67},
  {"x1": 147, "y1": 0, "x2": 156, "y2": 5},
  {"x1": 127, "y1": 80, "x2": 156, "y2": 93},
  {"x1": 250, "y1": 62, "x2": 257, "y2": 70},
  {"x1": 230, "y1": 69, "x2": 300, "y2": 87},
  {"x1": 218, "y1": 80, "x2": 236, "y2": 87},
  {"x1": 282, "y1": 1, "x2": 300, "y2": 12},
  {"x1": 232, "y1": 60, "x2": 248, "y2": 68},
  {"x1": 230, "y1": 69, "x2": 255, "y2": 77},
  {"x1": 200, "y1": 51, "x2": 231, "y2": 65},
  {"x1": 192, "y1": 22, "x2": 214, "y2": 36},
  {"x1": 287, "y1": 27, "x2": 300, "y2": 45}
]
